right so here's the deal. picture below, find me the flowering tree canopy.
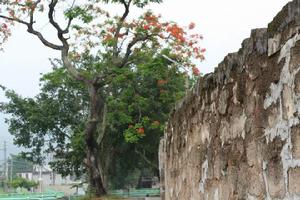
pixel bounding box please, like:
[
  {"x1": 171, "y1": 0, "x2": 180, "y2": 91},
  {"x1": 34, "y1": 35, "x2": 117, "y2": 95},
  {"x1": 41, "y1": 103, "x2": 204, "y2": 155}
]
[
  {"x1": 0, "y1": 0, "x2": 205, "y2": 196},
  {"x1": 0, "y1": 0, "x2": 204, "y2": 74}
]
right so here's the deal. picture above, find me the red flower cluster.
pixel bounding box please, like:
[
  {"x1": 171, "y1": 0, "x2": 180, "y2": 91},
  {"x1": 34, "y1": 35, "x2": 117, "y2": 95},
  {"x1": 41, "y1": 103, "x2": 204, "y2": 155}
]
[
  {"x1": 157, "y1": 79, "x2": 167, "y2": 85},
  {"x1": 0, "y1": 23, "x2": 10, "y2": 36},
  {"x1": 143, "y1": 25, "x2": 150, "y2": 30},
  {"x1": 141, "y1": 13, "x2": 162, "y2": 31},
  {"x1": 145, "y1": 14, "x2": 158, "y2": 23},
  {"x1": 166, "y1": 24, "x2": 185, "y2": 43},
  {"x1": 1, "y1": 23, "x2": 7, "y2": 30},
  {"x1": 137, "y1": 127, "x2": 145, "y2": 135},
  {"x1": 192, "y1": 67, "x2": 200, "y2": 76}
]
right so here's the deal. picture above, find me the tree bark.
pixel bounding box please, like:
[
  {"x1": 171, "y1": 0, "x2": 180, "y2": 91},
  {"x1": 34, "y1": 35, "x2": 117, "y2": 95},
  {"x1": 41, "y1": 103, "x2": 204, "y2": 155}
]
[{"x1": 85, "y1": 84, "x2": 107, "y2": 196}]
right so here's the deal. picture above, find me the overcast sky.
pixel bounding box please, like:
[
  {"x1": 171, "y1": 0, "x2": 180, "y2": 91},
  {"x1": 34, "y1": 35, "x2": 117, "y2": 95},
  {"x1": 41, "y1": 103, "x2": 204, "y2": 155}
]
[{"x1": 0, "y1": 0, "x2": 291, "y2": 157}]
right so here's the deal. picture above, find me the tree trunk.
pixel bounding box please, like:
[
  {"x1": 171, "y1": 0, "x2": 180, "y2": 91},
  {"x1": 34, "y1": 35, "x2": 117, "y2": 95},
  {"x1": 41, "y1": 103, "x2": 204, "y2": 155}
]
[{"x1": 85, "y1": 84, "x2": 106, "y2": 196}]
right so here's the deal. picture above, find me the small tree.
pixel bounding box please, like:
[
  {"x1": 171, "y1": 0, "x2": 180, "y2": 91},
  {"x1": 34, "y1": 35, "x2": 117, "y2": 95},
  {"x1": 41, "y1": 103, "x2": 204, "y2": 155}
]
[
  {"x1": 8, "y1": 177, "x2": 38, "y2": 191},
  {"x1": 0, "y1": 0, "x2": 204, "y2": 196}
]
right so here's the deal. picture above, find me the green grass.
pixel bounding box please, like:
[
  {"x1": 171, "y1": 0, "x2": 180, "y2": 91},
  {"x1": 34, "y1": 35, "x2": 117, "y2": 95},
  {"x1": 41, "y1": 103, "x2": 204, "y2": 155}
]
[
  {"x1": 0, "y1": 191, "x2": 65, "y2": 199},
  {"x1": 109, "y1": 188, "x2": 160, "y2": 198},
  {"x1": 76, "y1": 194, "x2": 125, "y2": 200},
  {"x1": 0, "y1": 188, "x2": 4, "y2": 194}
]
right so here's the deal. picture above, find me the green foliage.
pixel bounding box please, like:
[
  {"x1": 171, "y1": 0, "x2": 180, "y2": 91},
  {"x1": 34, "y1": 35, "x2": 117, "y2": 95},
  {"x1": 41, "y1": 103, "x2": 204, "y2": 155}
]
[
  {"x1": 103, "y1": 51, "x2": 188, "y2": 188},
  {"x1": 1, "y1": 48, "x2": 189, "y2": 188},
  {"x1": 0, "y1": 84, "x2": 5, "y2": 90},
  {"x1": 124, "y1": 123, "x2": 144, "y2": 143},
  {"x1": 108, "y1": 51, "x2": 186, "y2": 144},
  {"x1": 1, "y1": 68, "x2": 88, "y2": 176},
  {"x1": 8, "y1": 177, "x2": 38, "y2": 190},
  {"x1": 0, "y1": 0, "x2": 203, "y2": 192},
  {"x1": 65, "y1": 6, "x2": 93, "y2": 23}
]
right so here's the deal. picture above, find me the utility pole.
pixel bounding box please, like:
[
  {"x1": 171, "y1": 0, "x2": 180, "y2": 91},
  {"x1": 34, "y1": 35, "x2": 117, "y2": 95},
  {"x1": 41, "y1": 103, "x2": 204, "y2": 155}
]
[
  {"x1": 3, "y1": 141, "x2": 7, "y2": 192},
  {"x1": 10, "y1": 156, "x2": 13, "y2": 181},
  {"x1": 39, "y1": 165, "x2": 43, "y2": 193}
]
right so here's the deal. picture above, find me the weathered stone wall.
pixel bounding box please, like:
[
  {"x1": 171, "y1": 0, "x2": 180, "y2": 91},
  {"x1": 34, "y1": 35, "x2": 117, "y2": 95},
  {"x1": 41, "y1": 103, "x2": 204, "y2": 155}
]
[{"x1": 159, "y1": 1, "x2": 300, "y2": 199}]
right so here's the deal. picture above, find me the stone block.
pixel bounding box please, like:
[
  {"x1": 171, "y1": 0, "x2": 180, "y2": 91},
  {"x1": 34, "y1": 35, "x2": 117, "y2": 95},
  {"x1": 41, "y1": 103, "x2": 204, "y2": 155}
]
[
  {"x1": 282, "y1": 85, "x2": 295, "y2": 120},
  {"x1": 288, "y1": 167, "x2": 300, "y2": 194},
  {"x1": 266, "y1": 165, "x2": 285, "y2": 199},
  {"x1": 218, "y1": 90, "x2": 229, "y2": 115},
  {"x1": 295, "y1": 71, "x2": 300, "y2": 93},
  {"x1": 292, "y1": 127, "x2": 300, "y2": 159}
]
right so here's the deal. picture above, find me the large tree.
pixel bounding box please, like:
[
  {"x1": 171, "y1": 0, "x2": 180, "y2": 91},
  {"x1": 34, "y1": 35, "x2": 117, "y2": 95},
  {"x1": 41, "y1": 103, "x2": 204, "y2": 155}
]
[
  {"x1": 0, "y1": 0, "x2": 204, "y2": 196},
  {"x1": 1, "y1": 49, "x2": 193, "y2": 189}
]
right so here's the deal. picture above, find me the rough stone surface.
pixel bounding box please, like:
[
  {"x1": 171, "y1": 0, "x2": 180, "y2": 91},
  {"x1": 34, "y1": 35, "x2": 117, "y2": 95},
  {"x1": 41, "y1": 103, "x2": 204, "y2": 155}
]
[
  {"x1": 288, "y1": 167, "x2": 300, "y2": 194},
  {"x1": 292, "y1": 126, "x2": 300, "y2": 159},
  {"x1": 159, "y1": 1, "x2": 300, "y2": 199}
]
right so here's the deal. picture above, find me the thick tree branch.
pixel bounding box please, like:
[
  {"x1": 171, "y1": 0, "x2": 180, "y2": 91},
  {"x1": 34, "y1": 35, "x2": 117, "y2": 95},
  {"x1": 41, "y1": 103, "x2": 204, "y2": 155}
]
[
  {"x1": 96, "y1": 103, "x2": 107, "y2": 145},
  {"x1": 48, "y1": 0, "x2": 71, "y2": 44},
  {"x1": 93, "y1": 72, "x2": 109, "y2": 88},
  {"x1": 62, "y1": 17, "x2": 73, "y2": 34},
  {"x1": 29, "y1": 0, "x2": 41, "y2": 24},
  {"x1": 0, "y1": 0, "x2": 64, "y2": 51},
  {"x1": 62, "y1": 0, "x2": 75, "y2": 34},
  {"x1": 0, "y1": 14, "x2": 29, "y2": 26},
  {"x1": 100, "y1": 34, "x2": 155, "y2": 77},
  {"x1": 27, "y1": 27, "x2": 63, "y2": 50},
  {"x1": 118, "y1": 34, "x2": 152, "y2": 68},
  {"x1": 61, "y1": 47, "x2": 91, "y2": 84},
  {"x1": 112, "y1": 0, "x2": 132, "y2": 58},
  {"x1": 0, "y1": 14, "x2": 62, "y2": 50},
  {"x1": 48, "y1": 0, "x2": 64, "y2": 33},
  {"x1": 46, "y1": 0, "x2": 90, "y2": 84},
  {"x1": 120, "y1": 0, "x2": 132, "y2": 22}
]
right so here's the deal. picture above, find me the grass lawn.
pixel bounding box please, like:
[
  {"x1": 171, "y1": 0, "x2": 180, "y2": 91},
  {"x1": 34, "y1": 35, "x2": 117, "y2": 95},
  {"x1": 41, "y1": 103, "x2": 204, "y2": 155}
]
[{"x1": 79, "y1": 195, "x2": 129, "y2": 200}]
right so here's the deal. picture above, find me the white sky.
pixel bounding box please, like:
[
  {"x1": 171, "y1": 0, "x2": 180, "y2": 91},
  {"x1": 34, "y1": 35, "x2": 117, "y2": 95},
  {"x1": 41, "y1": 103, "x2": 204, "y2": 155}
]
[{"x1": 0, "y1": 0, "x2": 291, "y2": 156}]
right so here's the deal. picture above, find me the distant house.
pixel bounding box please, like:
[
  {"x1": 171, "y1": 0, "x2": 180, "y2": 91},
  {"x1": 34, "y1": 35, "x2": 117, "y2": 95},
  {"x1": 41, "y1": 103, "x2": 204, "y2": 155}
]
[{"x1": 16, "y1": 165, "x2": 81, "y2": 193}]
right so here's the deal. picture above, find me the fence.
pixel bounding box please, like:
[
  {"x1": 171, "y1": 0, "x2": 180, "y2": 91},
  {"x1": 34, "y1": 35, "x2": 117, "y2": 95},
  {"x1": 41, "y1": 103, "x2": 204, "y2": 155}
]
[
  {"x1": 109, "y1": 188, "x2": 160, "y2": 198},
  {"x1": 66, "y1": 188, "x2": 161, "y2": 199},
  {"x1": 0, "y1": 188, "x2": 160, "y2": 199},
  {"x1": 0, "y1": 191, "x2": 64, "y2": 200}
]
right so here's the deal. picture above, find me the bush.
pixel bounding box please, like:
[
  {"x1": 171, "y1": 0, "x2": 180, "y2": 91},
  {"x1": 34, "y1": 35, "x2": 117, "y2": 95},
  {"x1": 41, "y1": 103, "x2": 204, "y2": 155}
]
[{"x1": 7, "y1": 177, "x2": 38, "y2": 190}]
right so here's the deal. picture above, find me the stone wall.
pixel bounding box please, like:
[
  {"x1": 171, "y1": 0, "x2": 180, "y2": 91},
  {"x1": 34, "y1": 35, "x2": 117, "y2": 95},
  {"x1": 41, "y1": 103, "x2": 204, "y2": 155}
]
[{"x1": 159, "y1": 1, "x2": 300, "y2": 199}]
